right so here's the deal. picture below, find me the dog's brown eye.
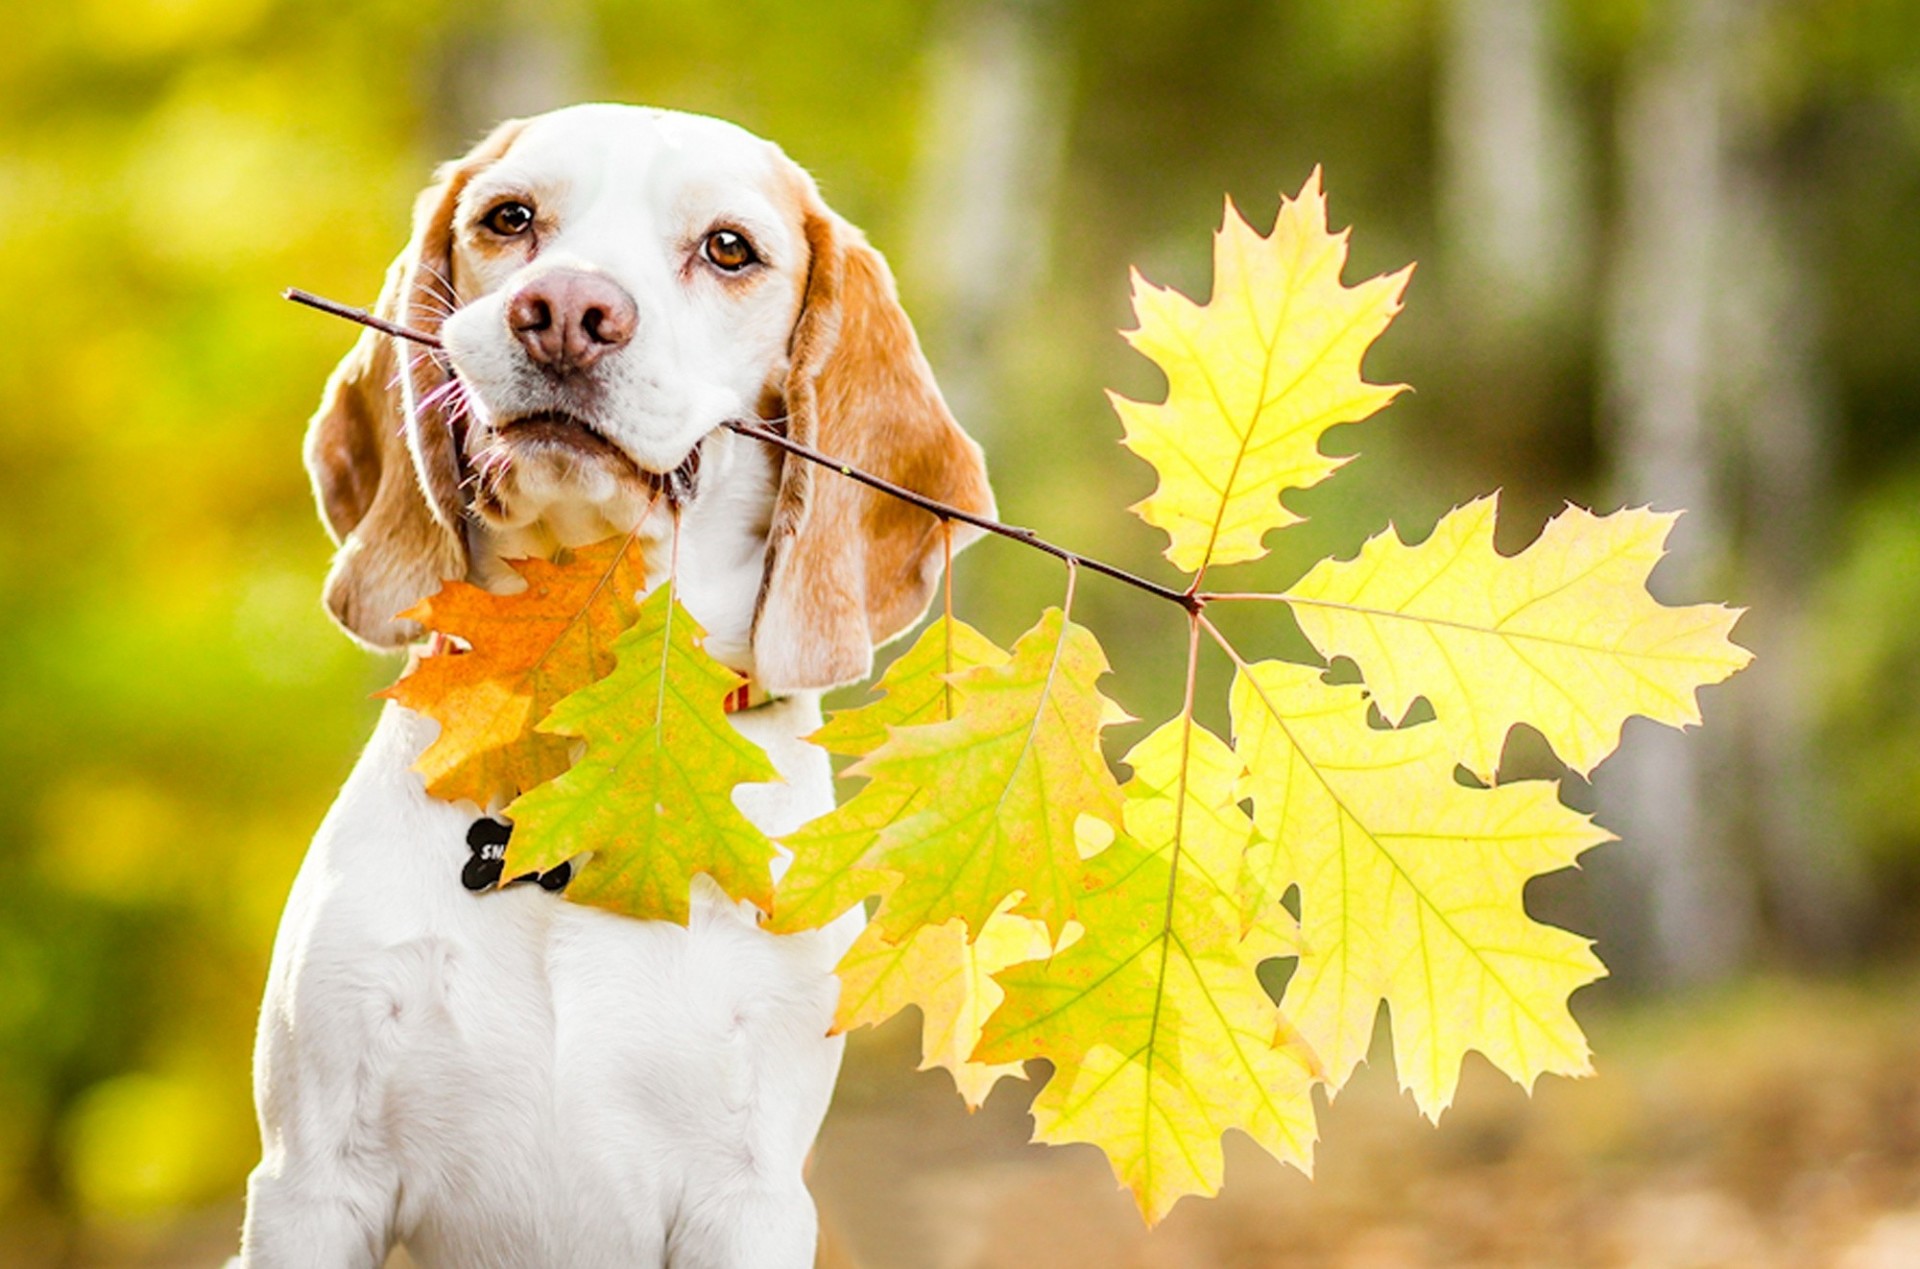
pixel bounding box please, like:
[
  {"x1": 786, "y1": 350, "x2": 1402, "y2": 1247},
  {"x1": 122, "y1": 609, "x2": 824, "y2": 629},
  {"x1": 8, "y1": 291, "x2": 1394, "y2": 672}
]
[
  {"x1": 483, "y1": 201, "x2": 535, "y2": 237},
  {"x1": 703, "y1": 229, "x2": 758, "y2": 272}
]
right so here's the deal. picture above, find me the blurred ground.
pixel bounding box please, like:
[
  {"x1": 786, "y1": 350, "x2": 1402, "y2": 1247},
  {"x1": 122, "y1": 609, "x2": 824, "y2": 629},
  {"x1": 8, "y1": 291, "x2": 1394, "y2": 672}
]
[
  {"x1": 810, "y1": 976, "x2": 1920, "y2": 1268},
  {"x1": 22, "y1": 971, "x2": 1920, "y2": 1269}
]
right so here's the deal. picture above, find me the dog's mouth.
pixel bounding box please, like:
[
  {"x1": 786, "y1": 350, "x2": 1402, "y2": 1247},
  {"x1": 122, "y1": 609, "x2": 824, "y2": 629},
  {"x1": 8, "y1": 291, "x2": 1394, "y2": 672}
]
[
  {"x1": 498, "y1": 409, "x2": 625, "y2": 459},
  {"x1": 491, "y1": 410, "x2": 702, "y2": 503}
]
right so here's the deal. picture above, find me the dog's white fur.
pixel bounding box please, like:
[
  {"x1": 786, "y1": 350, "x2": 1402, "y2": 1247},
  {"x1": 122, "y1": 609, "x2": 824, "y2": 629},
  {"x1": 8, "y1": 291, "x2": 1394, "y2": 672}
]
[{"x1": 237, "y1": 105, "x2": 991, "y2": 1268}]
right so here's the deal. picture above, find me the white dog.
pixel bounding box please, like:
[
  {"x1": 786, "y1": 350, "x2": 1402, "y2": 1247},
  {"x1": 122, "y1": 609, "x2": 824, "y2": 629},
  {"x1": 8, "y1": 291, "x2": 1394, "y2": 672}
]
[{"x1": 237, "y1": 104, "x2": 993, "y2": 1269}]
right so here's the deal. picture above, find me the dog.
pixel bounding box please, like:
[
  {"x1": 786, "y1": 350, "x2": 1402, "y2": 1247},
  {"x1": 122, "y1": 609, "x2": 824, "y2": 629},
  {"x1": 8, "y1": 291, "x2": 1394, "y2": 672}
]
[{"x1": 236, "y1": 103, "x2": 993, "y2": 1268}]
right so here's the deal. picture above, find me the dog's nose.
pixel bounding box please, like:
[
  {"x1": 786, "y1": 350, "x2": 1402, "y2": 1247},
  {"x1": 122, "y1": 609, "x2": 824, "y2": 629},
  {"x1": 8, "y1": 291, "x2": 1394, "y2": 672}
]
[{"x1": 506, "y1": 270, "x2": 638, "y2": 373}]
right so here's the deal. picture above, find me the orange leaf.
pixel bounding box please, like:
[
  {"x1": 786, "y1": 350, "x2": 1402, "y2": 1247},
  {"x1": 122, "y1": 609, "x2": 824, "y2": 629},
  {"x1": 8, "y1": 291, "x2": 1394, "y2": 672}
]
[{"x1": 381, "y1": 535, "x2": 647, "y2": 807}]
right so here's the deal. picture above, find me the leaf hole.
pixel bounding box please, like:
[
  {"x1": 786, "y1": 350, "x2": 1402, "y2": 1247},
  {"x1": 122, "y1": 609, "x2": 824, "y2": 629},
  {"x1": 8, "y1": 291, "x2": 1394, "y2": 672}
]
[
  {"x1": 1495, "y1": 723, "x2": 1566, "y2": 785},
  {"x1": 1256, "y1": 956, "x2": 1297, "y2": 1007},
  {"x1": 1321, "y1": 657, "x2": 1364, "y2": 687},
  {"x1": 1396, "y1": 697, "x2": 1436, "y2": 728}
]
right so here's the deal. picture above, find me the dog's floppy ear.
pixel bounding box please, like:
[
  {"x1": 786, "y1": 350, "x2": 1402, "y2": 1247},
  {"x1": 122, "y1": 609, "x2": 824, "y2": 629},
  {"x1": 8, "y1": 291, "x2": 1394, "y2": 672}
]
[
  {"x1": 753, "y1": 189, "x2": 995, "y2": 693},
  {"x1": 304, "y1": 120, "x2": 523, "y2": 649}
]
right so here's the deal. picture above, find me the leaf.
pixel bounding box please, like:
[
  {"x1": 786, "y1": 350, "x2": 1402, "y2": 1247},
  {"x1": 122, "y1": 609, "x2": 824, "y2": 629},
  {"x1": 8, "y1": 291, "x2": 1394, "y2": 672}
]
[
  {"x1": 767, "y1": 617, "x2": 1009, "y2": 935},
  {"x1": 860, "y1": 608, "x2": 1128, "y2": 942},
  {"x1": 833, "y1": 900, "x2": 1057, "y2": 1109},
  {"x1": 1229, "y1": 657, "x2": 1611, "y2": 1118},
  {"x1": 501, "y1": 582, "x2": 780, "y2": 924},
  {"x1": 1113, "y1": 169, "x2": 1410, "y2": 576},
  {"x1": 808, "y1": 616, "x2": 1011, "y2": 758},
  {"x1": 380, "y1": 535, "x2": 646, "y2": 806},
  {"x1": 1284, "y1": 497, "x2": 1754, "y2": 778},
  {"x1": 976, "y1": 720, "x2": 1320, "y2": 1223}
]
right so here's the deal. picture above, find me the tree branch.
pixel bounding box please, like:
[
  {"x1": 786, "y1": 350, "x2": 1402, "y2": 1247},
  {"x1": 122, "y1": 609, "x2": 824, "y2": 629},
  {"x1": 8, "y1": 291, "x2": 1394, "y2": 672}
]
[
  {"x1": 285, "y1": 287, "x2": 1204, "y2": 614},
  {"x1": 285, "y1": 288, "x2": 448, "y2": 350},
  {"x1": 719, "y1": 417, "x2": 1197, "y2": 611}
]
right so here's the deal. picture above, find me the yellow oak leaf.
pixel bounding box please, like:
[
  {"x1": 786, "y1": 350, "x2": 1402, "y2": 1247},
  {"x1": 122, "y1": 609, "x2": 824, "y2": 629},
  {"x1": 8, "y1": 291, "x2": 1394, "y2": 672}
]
[
  {"x1": 501, "y1": 582, "x2": 780, "y2": 924},
  {"x1": 861, "y1": 608, "x2": 1128, "y2": 942},
  {"x1": 380, "y1": 535, "x2": 646, "y2": 806},
  {"x1": 1113, "y1": 169, "x2": 1410, "y2": 576},
  {"x1": 832, "y1": 900, "x2": 1057, "y2": 1109},
  {"x1": 1284, "y1": 496, "x2": 1754, "y2": 778},
  {"x1": 977, "y1": 720, "x2": 1319, "y2": 1223},
  {"x1": 808, "y1": 616, "x2": 1011, "y2": 757},
  {"x1": 1230, "y1": 657, "x2": 1610, "y2": 1119},
  {"x1": 767, "y1": 617, "x2": 1009, "y2": 935}
]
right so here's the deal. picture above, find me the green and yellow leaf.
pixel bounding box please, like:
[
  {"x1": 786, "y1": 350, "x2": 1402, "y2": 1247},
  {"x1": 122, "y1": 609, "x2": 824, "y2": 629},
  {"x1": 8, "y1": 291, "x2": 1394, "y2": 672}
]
[
  {"x1": 502, "y1": 583, "x2": 780, "y2": 924},
  {"x1": 833, "y1": 900, "x2": 1057, "y2": 1109},
  {"x1": 861, "y1": 608, "x2": 1128, "y2": 942},
  {"x1": 1230, "y1": 657, "x2": 1611, "y2": 1118},
  {"x1": 381, "y1": 535, "x2": 646, "y2": 806},
  {"x1": 977, "y1": 721, "x2": 1319, "y2": 1223},
  {"x1": 1113, "y1": 169, "x2": 1410, "y2": 576},
  {"x1": 768, "y1": 617, "x2": 1009, "y2": 935},
  {"x1": 1284, "y1": 496, "x2": 1753, "y2": 778}
]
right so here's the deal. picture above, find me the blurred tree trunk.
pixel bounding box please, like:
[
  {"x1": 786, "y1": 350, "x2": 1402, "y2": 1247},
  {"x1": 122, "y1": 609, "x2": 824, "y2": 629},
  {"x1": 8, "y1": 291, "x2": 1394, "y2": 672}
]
[
  {"x1": 1592, "y1": 0, "x2": 1756, "y2": 988},
  {"x1": 906, "y1": 0, "x2": 1070, "y2": 439},
  {"x1": 428, "y1": 0, "x2": 592, "y2": 152},
  {"x1": 1437, "y1": 0, "x2": 1586, "y2": 335},
  {"x1": 1433, "y1": 0, "x2": 1590, "y2": 512},
  {"x1": 1715, "y1": 125, "x2": 1865, "y2": 961}
]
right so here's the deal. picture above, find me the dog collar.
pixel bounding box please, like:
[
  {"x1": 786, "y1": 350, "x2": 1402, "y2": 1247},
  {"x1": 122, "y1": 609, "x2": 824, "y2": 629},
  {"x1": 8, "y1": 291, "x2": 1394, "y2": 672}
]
[{"x1": 722, "y1": 676, "x2": 780, "y2": 714}]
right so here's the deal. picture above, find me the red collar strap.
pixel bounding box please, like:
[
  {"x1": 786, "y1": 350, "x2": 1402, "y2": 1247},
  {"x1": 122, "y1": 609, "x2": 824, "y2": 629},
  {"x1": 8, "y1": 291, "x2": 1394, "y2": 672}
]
[{"x1": 723, "y1": 677, "x2": 779, "y2": 714}]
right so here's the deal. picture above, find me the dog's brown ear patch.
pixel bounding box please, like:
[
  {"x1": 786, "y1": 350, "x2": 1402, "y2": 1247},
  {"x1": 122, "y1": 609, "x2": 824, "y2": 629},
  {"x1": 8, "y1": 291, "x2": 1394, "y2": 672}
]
[
  {"x1": 304, "y1": 120, "x2": 523, "y2": 650},
  {"x1": 307, "y1": 316, "x2": 388, "y2": 543},
  {"x1": 753, "y1": 193, "x2": 994, "y2": 695}
]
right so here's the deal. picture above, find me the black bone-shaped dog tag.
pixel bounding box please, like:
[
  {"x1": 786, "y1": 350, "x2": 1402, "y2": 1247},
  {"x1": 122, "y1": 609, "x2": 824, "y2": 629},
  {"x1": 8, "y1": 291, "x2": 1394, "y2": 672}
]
[
  {"x1": 463, "y1": 817, "x2": 513, "y2": 891},
  {"x1": 463, "y1": 817, "x2": 573, "y2": 894}
]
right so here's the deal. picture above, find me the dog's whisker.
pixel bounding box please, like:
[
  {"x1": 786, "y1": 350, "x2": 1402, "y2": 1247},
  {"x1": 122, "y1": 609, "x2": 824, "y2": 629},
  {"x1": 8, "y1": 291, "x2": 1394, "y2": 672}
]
[
  {"x1": 418, "y1": 376, "x2": 470, "y2": 414},
  {"x1": 415, "y1": 260, "x2": 459, "y2": 301},
  {"x1": 409, "y1": 265, "x2": 462, "y2": 317}
]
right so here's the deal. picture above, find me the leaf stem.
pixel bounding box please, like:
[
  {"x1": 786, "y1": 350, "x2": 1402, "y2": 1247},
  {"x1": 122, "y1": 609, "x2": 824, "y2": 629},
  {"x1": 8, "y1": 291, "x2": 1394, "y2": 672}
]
[
  {"x1": 942, "y1": 520, "x2": 956, "y2": 719},
  {"x1": 1194, "y1": 592, "x2": 1292, "y2": 603},
  {"x1": 1197, "y1": 614, "x2": 1254, "y2": 670}
]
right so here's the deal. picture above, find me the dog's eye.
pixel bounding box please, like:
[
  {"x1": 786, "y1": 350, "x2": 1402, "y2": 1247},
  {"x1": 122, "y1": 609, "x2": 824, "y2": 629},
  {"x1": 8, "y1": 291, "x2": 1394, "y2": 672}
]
[
  {"x1": 482, "y1": 201, "x2": 536, "y2": 237},
  {"x1": 702, "y1": 229, "x2": 758, "y2": 272}
]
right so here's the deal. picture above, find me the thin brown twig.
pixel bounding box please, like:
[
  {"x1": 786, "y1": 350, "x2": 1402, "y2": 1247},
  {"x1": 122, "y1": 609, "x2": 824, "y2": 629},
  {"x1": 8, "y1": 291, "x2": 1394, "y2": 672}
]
[
  {"x1": 721, "y1": 418, "x2": 1202, "y2": 613},
  {"x1": 285, "y1": 288, "x2": 446, "y2": 350},
  {"x1": 285, "y1": 286, "x2": 1207, "y2": 615}
]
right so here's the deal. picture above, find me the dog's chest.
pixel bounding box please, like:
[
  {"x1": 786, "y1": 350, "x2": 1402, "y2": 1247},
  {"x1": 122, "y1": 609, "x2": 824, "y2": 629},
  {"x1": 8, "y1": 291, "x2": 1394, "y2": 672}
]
[{"x1": 271, "y1": 701, "x2": 857, "y2": 1263}]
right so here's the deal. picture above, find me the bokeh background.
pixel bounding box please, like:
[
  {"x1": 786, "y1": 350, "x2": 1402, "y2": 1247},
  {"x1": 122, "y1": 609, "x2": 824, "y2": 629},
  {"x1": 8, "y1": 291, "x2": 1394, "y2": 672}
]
[{"x1": 4, "y1": 0, "x2": 1920, "y2": 1264}]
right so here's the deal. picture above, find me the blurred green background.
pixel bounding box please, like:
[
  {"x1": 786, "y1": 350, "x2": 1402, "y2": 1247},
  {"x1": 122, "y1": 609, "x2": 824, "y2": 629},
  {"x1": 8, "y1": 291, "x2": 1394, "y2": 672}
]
[{"x1": 5, "y1": 0, "x2": 1920, "y2": 1264}]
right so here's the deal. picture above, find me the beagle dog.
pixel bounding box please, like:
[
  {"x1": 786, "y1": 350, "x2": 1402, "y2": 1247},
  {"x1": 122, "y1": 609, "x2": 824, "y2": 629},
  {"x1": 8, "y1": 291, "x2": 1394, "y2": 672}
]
[{"x1": 236, "y1": 104, "x2": 992, "y2": 1269}]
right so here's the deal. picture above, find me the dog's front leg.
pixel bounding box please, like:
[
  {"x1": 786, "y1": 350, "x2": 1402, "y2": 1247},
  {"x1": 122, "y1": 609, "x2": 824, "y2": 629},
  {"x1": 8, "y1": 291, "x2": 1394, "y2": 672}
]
[
  {"x1": 233, "y1": 883, "x2": 405, "y2": 1267},
  {"x1": 664, "y1": 1185, "x2": 821, "y2": 1269},
  {"x1": 233, "y1": 1001, "x2": 402, "y2": 1269},
  {"x1": 234, "y1": 1162, "x2": 395, "y2": 1269}
]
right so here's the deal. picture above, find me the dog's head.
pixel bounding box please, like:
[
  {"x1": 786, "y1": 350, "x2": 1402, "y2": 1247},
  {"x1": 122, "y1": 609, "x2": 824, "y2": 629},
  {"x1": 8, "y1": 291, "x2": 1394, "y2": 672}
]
[{"x1": 305, "y1": 104, "x2": 993, "y2": 692}]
